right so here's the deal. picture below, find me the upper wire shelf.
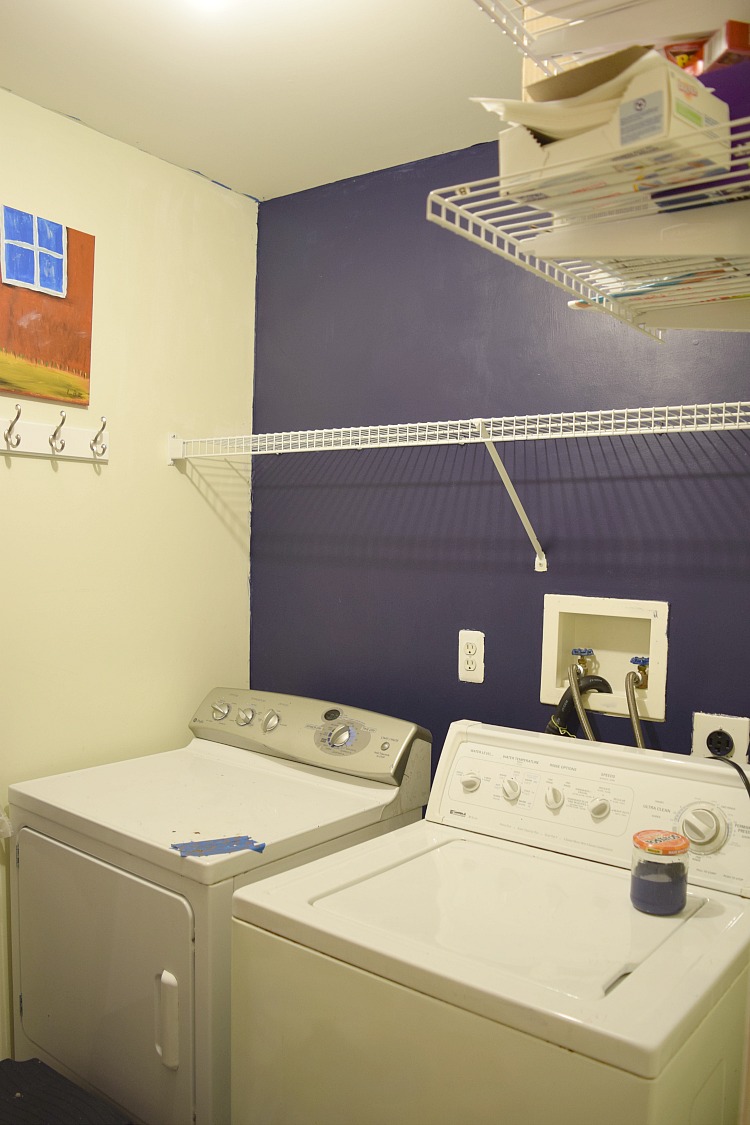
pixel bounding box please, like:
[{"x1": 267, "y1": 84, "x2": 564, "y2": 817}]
[
  {"x1": 472, "y1": 0, "x2": 568, "y2": 73},
  {"x1": 470, "y1": 0, "x2": 740, "y2": 70},
  {"x1": 427, "y1": 117, "x2": 750, "y2": 338},
  {"x1": 169, "y1": 401, "x2": 750, "y2": 461}
]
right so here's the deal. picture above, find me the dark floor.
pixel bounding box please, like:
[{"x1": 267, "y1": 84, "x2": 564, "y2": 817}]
[{"x1": 0, "y1": 1060, "x2": 131, "y2": 1125}]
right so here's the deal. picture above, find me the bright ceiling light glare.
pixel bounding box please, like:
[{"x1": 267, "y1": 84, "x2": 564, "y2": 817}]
[{"x1": 187, "y1": 0, "x2": 228, "y2": 12}]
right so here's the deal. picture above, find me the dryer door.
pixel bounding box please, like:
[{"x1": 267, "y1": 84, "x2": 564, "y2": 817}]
[{"x1": 15, "y1": 829, "x2": 195, "y2": 1125}]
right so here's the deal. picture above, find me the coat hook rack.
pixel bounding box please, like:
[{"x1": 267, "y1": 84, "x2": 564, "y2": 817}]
[{"x1": 1, "y1": 406, "x2": 110, "y2": 463}]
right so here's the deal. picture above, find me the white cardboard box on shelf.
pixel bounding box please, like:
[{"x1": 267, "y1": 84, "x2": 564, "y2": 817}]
[{"x1": 499, "y1": 54, "x2": 729, "y2": 212}]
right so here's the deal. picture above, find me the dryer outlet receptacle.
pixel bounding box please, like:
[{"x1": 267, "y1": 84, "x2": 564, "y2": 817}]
[{"x1": 692, "y1": 713, "x2": 750, "y2": 758}]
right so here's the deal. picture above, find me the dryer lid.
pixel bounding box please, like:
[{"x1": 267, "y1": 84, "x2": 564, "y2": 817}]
[{"x1": 8, "y1": 739, "x2": 403, "y2": 885}]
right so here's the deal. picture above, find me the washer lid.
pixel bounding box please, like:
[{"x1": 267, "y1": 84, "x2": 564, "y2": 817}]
[
  {"x1": 8, "y1": 739, "x2": 401, "y2": 885},
  {"x1": 232, "y1": 821, "x2": 750, "y2": 1077},
  {"x1": 312, "y1": 837, "x2": 701, "y2": 1000}
]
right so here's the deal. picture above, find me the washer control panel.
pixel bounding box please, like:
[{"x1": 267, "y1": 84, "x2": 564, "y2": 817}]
[
  {"x1": 430, "y1": 722, "x2": 750, "y2": 897},
  {"x1": 190, "y1": 687, "x2": 431, "y2": 786}
]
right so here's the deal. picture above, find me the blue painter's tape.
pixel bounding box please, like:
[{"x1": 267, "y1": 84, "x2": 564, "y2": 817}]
[{"x1": 171, "y1": 835, "x2": 266, "y2": 858}]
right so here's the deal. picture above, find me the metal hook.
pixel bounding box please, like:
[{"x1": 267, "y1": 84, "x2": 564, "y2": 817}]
[
  {"x1": 49, "y1": 410, "x2": 66, "y2": 454},
  {"x1": 4, "y1": 403, "x2": 21, "y2": 448},
  {"x1": 90, "y1": 417, "x2": 107, "y2": 457}
]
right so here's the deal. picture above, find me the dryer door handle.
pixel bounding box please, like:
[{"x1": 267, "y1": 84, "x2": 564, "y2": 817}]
[{"x1": 155, "y1": 969, "x2": 180, "y2": 1070}]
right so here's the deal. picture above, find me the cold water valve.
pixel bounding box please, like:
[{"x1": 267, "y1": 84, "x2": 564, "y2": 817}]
[{"x1": 626, "y1": 657, "x2": 649, "y2": 749}]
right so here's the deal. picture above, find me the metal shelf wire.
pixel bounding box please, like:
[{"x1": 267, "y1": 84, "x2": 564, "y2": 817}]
[
  {"x1": 169, "y1": 401, "x2": 750, "y2": 461},
  {"x1": 471, "y1": 0, "x2": 742, "y2": 69},
  {"x1": 427, "y1": 116, "x2": 750, "y2": 338}
]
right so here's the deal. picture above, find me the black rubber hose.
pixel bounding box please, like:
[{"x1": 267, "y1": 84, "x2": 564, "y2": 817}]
[{"x1": 544, "y1": 675, "x2": 613, "y2": 738}]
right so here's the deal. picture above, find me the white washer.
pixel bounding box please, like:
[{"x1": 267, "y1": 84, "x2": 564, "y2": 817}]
[
  {"x1": 9, "y1": 687, "x2": 431, "y2": 1125},
  {"x1": 232, "y1": 720, "x2": 750, "y2": 1125}
]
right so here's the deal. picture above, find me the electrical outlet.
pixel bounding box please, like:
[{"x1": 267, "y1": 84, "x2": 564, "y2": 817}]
[
  {"x1": 692, "y1": 712, "x2": 750, "y2": 758},
  {"x1": 459, "y1": 629, "x2": 484, "y2": 684}
]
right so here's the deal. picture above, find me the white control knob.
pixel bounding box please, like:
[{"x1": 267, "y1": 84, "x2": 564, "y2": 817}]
[
  {"x1": 261, "y1": 709, "x2": 280, "y2": 733},
  {"x1": 461, "y1": 774, "x2": 481, "y2": 793},
  {"x1": 545, "y1": 785, "x2": 564, "y2": 810},
  {"x1": 211, "y1": 700, "x2": 231, "y2": 720},
  {"x1": 588, "y1": 797, "x2": 611, "y2": 821},
  {"x1": 329, "y1": 723, "x2": 353, "y2": 748},
  {"x1": 502, "y1": 778, "x2": 521, "y2": 802},
  {"x1": 236, "y1": 708, "x2": 254, "y2": 727},
  {"x1": 680, "y1": 805, "x2": 728, "y2": 852}
]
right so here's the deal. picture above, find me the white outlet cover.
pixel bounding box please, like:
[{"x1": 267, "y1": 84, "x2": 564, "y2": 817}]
[
  {"x1": 459, "y1": 629, "x2": 485, "y2": 684},
  {"x1": 540, "y1": 594, "x2": 669, "y2": 722}
]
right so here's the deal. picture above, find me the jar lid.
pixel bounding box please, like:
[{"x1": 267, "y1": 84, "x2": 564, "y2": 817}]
[{"x1": 633, "y1": 829, "x2": 690, "y2": 855}]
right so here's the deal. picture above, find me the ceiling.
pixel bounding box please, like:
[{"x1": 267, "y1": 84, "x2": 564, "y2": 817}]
[{"x1": 0, "y1": 0, "x2": 522, "y2": 201}]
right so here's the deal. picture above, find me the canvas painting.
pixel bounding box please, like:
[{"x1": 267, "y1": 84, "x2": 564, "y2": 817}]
[{"x1": 0, "y1": 205, "x2": 95, "y2": 405}]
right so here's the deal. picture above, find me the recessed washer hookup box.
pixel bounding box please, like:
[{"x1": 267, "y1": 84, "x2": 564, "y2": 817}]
[{"x1": 499, "y1": 49, "x2": 729, "y2": 216}]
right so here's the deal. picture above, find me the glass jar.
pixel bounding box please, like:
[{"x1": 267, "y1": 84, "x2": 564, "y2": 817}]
[{"x1": 630, "y1": 829, "x2": 690, "y2": 916}]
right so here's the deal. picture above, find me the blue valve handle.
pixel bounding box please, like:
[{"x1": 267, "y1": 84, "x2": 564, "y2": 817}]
[
  {"x1": 631, "y1": 656, "x2": 650, "y2": 665},
  {"x1": 571, "y1": 648, "x2": 594, "y2": 656}
]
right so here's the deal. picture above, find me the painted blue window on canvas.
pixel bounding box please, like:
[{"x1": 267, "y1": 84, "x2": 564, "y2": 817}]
[{"x1": 1, "y1": 206, "x2": 67, "y2": 297}]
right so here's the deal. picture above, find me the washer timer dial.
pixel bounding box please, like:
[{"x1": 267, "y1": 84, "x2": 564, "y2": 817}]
[{"x1": 680, "y1": 804, "x2": 729, "y2": 853}]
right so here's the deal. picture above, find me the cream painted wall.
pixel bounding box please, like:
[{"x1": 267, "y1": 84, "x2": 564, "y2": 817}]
[{"x1": 0, "y1": 89, "x2": 257, "y2": 1056}]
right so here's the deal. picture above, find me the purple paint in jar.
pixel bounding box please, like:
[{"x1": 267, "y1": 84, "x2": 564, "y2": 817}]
[{"x1": 631, "y1": 829, "x2": 690, "y2": 916}]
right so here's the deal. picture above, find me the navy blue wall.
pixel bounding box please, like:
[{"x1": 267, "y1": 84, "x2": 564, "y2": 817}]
[{"x1": 250, "y1": 140, "x2": 750, "y2": 767}]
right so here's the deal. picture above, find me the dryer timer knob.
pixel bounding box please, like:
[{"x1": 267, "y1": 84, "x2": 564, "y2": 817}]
[{"x1": 329, "y1": 724, "x2": 353, "y2": 748}]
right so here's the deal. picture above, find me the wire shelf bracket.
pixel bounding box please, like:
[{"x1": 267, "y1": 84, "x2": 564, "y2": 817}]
[{"x1": 476, "y1": 418, "x2": 548, "y2": 571}]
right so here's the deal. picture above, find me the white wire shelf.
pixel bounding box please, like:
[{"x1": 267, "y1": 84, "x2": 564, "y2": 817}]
[
  {"x1": 427, "y1": 117, "x2": 750, "y2": 338},
  {"x1": 471, "y1": 0, "x2": 742, "y2": 69},
  {"x1": 169, "y1": 401, "x2": 750, "y2": 461},
  {"x1": 170, "y1": 400, "x2": 749, "y2": 573},
  {"x1": 472, "y1": 0, "x2": 565, "y2": 73}
]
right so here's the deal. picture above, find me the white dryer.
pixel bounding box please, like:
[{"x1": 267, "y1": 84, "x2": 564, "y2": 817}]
[
  {"x1": 232, "y1": 720, "x2": 750, "y2": 1125},
  {"x1": 9, "y1": 687, "x2": 431, "y2": 1125}
]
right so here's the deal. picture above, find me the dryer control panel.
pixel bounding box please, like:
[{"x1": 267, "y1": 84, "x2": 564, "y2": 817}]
[
  {"x1": 190, "y1": 688, "x2": 431, "y2": 787},
  {"x1": 429, "y1": 721, "x2": 750, "y2": 898}
]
